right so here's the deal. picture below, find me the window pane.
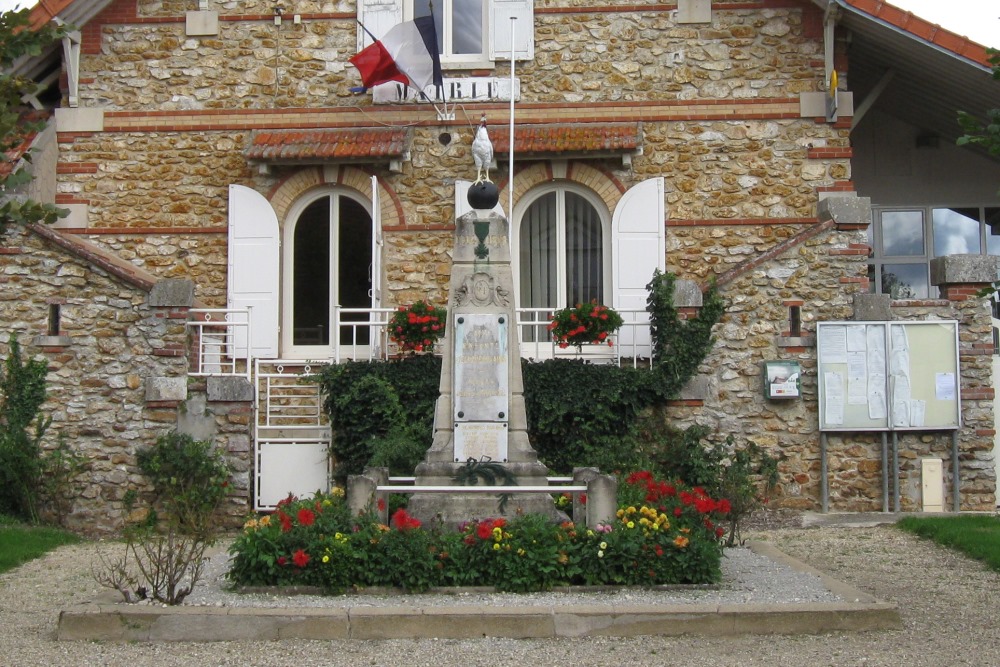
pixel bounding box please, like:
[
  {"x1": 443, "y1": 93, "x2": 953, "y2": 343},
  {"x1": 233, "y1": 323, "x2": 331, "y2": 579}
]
[
  {"x1": 986, "y1": 208, "x2": 1000, "y2": 255},
  {"x1": 880, "y1": 263, "x2": 928, "y2": 299},
  {"x1": 880, "y1": 210, "x2": 924, "y2": 256},
  {"x1": 413, "y1": 1, "x2": 444, "y2": 53},
  {"x1": 564, "y1": 192, "x2": 603, "y2": 305},
  {"x1": 452, "y1": 0, "x2": 482, "y2": 55},
  {"x1": 293, "y1": 198, "x2": 330, "y2": 346},
  {"x1": 932, "y1": 207, "x2": 980, "y2": 256},
  {"x1": 337, "y1": 197, "x2": 372, "y2": 345},
  {"x1": 520, "y1": 192, "x2": 558, "y2": 309}
]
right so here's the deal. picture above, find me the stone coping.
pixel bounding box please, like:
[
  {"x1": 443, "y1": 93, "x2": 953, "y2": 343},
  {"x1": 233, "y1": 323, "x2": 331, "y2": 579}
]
[{"x1": 56, "y1": 541, "x2": 900, "y2": 641}]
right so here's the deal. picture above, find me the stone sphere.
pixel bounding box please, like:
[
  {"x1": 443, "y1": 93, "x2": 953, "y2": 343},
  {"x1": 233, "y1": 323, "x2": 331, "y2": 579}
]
[{"x1": 467, "y1": 181, "x2": 500, "y2": 211}]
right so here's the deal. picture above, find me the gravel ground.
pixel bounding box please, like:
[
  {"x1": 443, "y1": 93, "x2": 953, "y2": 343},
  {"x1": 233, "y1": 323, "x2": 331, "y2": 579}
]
[{"x1": 3, "y1": 519, "x2": 1000, "y2": 667}]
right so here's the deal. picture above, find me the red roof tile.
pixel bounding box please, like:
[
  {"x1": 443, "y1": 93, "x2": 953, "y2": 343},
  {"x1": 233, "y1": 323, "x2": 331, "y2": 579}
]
[
  {"x1": 246, "y1": 128, "x2": 411, "y2": 163},
  {"x1": 843, "y1": 0, "x2": 991, "y2": 68},
  {"x1": 489, "y1": 123, "x2": 641, "y2": 156}
]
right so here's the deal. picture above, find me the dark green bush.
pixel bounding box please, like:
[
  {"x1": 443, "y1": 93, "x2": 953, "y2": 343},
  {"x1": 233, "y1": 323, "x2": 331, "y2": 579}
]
[{"x1": 136, "y1": 431, "x2": 231, "y2": 536}]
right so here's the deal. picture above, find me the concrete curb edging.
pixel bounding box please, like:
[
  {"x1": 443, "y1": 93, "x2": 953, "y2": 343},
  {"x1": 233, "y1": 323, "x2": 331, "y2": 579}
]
[{"x1": 56, "y1": 543, "x2": 901, "y2": 641}]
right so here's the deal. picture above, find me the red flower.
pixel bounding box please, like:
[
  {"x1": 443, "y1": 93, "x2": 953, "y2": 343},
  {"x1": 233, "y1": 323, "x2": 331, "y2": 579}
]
[
  {"x1": 292, "y1": 549, "x2": 310, "y2": 568},
  {"x1": 694, "y1": 497, "x2": 716, "y2": 514},
  {"x1": 277, "y1": 556, "x2": 287, "y2": 566},
  {"x1": 476, "y1": 521, "x2": 493, "y2": 540},
  {"x1": 716, "y1": 527, "x2": 725, "y2": 538},
  {"x1": 297, "y1": 508, "x2": 316, "y2": 526},
  {"x1": 717, "y1": 499, "x2": 732, "y2": 514},
  {"x1": 377, "y1": 497, "x2": 386, "y2": 512},
  {"x1": 674, "y1": 506, "x2": 683, "y2": 517},
  {"x1": 391, "y1": 508, "x2": 422, "y2": 531},
  {"x1": 277, "y1": 511, "x2": 293, "y2": 533},
  {"x1": 579, "y1": 493, "x2": 587, "y2": 505}
]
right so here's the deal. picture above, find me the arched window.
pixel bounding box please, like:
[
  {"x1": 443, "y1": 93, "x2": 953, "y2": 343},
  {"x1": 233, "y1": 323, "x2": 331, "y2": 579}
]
[
  {"x1": 515, "y1": 185, "x2": 611, "y2": 310},
  {"x1": 281, "y1": 188, "x2": 373, "y2": 358}
]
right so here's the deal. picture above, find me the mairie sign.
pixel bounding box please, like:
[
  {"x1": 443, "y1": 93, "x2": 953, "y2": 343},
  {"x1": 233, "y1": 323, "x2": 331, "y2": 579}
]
[{"x1": 373, "y1": 77, "x2": 520, "y2": 104}]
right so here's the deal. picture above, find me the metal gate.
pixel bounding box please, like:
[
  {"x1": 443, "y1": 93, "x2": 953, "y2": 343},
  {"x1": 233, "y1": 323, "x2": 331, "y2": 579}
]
[{"x1": 253, "y1": 359, "x2": 332, "y2": 510}]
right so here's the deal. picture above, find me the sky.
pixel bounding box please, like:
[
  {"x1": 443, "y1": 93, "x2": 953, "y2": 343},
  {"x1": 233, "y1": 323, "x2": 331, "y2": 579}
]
[{"x1": 0, "y1": 0, "x2": 995, "y2": 47}]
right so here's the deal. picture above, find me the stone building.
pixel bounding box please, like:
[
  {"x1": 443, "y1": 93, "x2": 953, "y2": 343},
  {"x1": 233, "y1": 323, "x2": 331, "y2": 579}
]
[{"x1": 3, "y1": 0, "x2": 1000, "y2": 532}]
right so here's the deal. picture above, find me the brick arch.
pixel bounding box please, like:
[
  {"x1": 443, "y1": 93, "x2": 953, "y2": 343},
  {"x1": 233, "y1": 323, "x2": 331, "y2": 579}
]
[
  {"x1": 268, "y1": 166, "x2": 402, "y2": 228},
  {"x1": 498, "y1": 161, "x2": 626, "y2": 217}
]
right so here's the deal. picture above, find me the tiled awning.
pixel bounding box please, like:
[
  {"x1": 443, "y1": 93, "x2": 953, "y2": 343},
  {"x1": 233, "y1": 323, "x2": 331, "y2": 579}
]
[
  {"x1": 246, "y1": 128, "x2": 412, "y2": 165},
  {"x1": 489, "y1": 123, "x2": 642, "y2": 158}
]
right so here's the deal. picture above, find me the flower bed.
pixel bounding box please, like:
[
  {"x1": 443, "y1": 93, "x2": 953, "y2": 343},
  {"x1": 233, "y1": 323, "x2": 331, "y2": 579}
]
[{"x1": 228, "y1": 473, "x2": 729, "y2": 593}]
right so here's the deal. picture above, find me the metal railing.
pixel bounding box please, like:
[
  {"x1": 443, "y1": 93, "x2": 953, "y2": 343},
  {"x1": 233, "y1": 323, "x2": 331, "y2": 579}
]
[
  {"x1": 516, "y1": 307, "x2": 653, "y2": 367},
  {"x1": 186, "y1": 308, "x2": 251, "y2": 379},
  {"x1": 332, "y1": 306, "x2": 396, "y2": 362}
]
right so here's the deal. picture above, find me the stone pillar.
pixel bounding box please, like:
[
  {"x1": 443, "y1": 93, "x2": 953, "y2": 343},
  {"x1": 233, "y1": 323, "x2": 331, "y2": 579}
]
[
  {"x1": 572, "y1": 467, "x2": 601, "y2": 525},
  {"x1": 347, "y1": 474, "x2": 377, "y2": 518},
  {"x1": 930, "y1": 254, "x2": 1000, "y2": 509},
  {"x1": 585, "y1": 475, "x2": 618, "y2": 530}
]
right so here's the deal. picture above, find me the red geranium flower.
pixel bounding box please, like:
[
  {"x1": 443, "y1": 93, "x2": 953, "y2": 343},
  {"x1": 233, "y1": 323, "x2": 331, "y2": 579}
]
[
  {"x1": 297, "y1": 508, "x2": 316, "y2": 526},
  {"x1": 391, "y1": 508, "x2": 422, "y2": 531},
  {"x1": 277, "y1": 556, "x2": 287, "y2": 566},
  {"x1": 277, "y1": 511, "x2": 293, "y2": 533},
  {"x1": 292, "y1": 549, "x2": 310, "y2": 568}
]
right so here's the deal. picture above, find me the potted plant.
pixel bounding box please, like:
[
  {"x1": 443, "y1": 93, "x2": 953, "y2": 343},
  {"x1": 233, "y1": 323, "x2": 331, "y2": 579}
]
[
  {"x1": 389, "y1": 301, "x2": 447, "y2": 353},
  {"x1": 547, "y1": 300, "x2": 624, "y2": 350}
]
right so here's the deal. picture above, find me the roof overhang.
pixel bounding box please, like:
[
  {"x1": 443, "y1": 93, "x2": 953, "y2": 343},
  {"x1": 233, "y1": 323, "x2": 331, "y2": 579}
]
[
  {"x1": 816, "y1": 0, "x2": 1000, "y2": 146},
  {"x1": 245, "y1": 128, "x2": 413, "y2": 174},
  {"x1": 490, "y1": 123, "x2": 643, "y2": 167}
]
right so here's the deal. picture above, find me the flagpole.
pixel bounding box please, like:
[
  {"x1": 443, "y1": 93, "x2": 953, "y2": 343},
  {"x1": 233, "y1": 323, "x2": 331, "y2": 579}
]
[{"x1": 508, "y1": 16, "x2": 516, "y2": 240}]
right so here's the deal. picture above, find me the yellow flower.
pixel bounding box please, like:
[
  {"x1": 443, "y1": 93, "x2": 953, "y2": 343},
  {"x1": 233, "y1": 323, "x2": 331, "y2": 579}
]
[
  {"x1": 243, "y1": 518, "x2": 258, "y2": 530},
  {"x1": 599, "y1": 541, "x2": 608, "y2": 550},
  {"x1": 493, "y1": 543, "x2": 501, "y2": 551},
  {"x1": 322, "y1": 555, "x2": 330, "y2": 563},
  {"x1": 616, "y1": 509, "x2": 625, "y2": 519},
  {"x1": 626, "y1": 521, "x2": 635, "y2": 529},
  {"x1": 597, "y1": 550, "x2": 604, "y2": 558},
  {"x1": 330, "y1": 487, "x2": 345, "y2": 498},
  {"x1": 258, "y1": 515, "x2": 271, "y2": 527},
  {"x1": 627, "y1": 506, "x2": 636, "y2": 514},
  {"x1": 517, "y1": 548, "x2": 525, "y2": 556},
  {"x1": 673, "y1": 535, "x2": 689, "y2": 548},
  {"x1": 334, "y1": 532, "x2": 344, "y2": 540}
]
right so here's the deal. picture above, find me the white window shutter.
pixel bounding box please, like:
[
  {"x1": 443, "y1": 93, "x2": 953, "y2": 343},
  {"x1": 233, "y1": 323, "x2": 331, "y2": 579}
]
[
  {"x1": 489, "y1": 0, "x2": 534, "y2": 61},
  {"x1": 227, "y1": 184, "x2": 280, "y2": 360},
  {"x1": 612, "y1": 177, "x2": 665, "y2": 356},
  {"x1": 357, "y1": 0, "x2": 404, "y2": 50}
]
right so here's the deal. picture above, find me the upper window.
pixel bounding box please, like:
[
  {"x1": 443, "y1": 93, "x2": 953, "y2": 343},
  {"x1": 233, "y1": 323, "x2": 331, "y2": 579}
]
[
  {"x1": 515, "y1": 185, "x2": 611, "y2": 310},
  {"x1": 412, "y1": 0, "x2": 485, "y2": 62},
  {"x1": 868, "y1": 206, "x2": 1000, "y2": 299}
]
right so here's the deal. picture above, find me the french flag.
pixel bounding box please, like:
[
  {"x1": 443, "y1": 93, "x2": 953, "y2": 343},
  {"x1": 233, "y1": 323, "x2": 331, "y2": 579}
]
[{"x1": 350, "y1": 16, "x2": 444, "y2": 97}]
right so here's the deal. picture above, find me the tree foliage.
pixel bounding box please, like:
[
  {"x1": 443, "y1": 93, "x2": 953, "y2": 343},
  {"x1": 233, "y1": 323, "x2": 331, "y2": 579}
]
[
  {"x1": 0, "y1": 8, "x2": 69, "y2": 234},
  {"x1": 957, "y1": 50, "x2": 1000, "y2": 166}
]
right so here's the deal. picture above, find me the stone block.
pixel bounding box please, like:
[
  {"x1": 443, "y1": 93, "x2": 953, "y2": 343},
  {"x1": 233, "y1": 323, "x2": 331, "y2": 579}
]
[
  {"x1": 148, "y1": 279, "x2": 195, "y2": 307},
  {"x1": 676, "y1": 0, "x2": 711, "y2": 24},
  {"x1": 930, "y1": 255, "x2": 1000, "y2": 286},
  {"x1": 817, "y1": 195, "x2": 871, "y2": 228},
  {"x1": 207, "y1": 376, "x2": 254, "y2": 402},
  {"x1": 852, "y1": 294, "x2": 892, "y2": 321},
  {"x1": 145, "y1": 376, "x2": 187, "y2": 402},
  {"x1": 673, "y1": 279, "x2": 703, "y2": 308},
  {"x1": 678, "y1": 374, "x2": 713, "y2": 400},
  {"x1": 54, "y1": 107, "x2": 104, "y2": 132},
  {"x1": 185, "y1": 10, "x2": 219, "y2": 36}
]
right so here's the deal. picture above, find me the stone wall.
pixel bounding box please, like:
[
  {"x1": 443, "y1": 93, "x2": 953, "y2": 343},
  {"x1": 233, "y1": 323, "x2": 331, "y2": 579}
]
[{"x1": 0, "y1": 226, "x2": 252, "y2": 534}]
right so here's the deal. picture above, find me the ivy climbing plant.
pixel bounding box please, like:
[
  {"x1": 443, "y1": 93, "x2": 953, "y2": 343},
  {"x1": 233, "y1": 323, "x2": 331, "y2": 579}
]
[{"x1": 316, "y1": 272, "x2": 726, "y2": 478}]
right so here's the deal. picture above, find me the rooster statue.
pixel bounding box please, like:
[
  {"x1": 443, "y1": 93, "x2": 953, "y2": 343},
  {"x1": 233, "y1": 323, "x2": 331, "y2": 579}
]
[{"x1": 472, "y1": 113, "x2": 494, "y2": 184}]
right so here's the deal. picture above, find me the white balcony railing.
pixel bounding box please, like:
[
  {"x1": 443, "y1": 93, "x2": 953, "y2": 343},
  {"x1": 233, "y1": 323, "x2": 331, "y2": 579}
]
[
  {"x1": 187, "y1": 306, "x2": 653, "y2": 374},
  {"x1": 186, "y1": 308, "x2": 251, "y2": 379}
]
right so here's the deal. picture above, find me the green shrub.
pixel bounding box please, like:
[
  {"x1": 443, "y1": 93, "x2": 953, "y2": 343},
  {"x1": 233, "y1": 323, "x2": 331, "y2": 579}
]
[
  {"x1": 136, "y1": 431, "x2": 231, "y2": 537},
  {"x1": 0, "y1": 334, "x2": 53, "y2": 522}
]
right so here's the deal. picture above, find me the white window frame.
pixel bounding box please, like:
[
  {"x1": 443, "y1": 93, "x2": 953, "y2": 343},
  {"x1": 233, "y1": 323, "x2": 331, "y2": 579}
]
[
  {"x1": 405, "y1": 0, "x2": 489, "y2": 69},
  {"x1": 280, "y1": 186, "x2": 373, "y2": 359},
  {"x1": 358, "y1": 0, "x2": 533, "y2": 71},
  {"x1": 512, "y1": 183, "x2": 613, "y2": 310}
]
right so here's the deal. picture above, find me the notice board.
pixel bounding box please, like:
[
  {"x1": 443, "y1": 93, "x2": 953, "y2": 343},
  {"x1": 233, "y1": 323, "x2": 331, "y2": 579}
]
[{"x1": 817, "y1": 321, "x2": 960, "y2": 432}]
